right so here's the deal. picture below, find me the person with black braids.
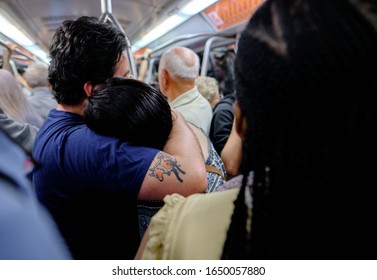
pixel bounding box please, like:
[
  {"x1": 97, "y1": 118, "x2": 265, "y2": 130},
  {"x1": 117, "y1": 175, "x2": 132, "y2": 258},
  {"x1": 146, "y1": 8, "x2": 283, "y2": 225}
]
[{"x1": 136, "y1": 0, "x2": 377, "y2": 259}]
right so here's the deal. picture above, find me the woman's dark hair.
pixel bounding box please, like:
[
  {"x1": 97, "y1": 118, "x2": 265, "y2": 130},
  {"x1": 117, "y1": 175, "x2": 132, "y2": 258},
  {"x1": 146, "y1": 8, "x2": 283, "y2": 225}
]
[
  {"x1": 222, "y1": 0, "x2": 377, "y2": 259},
  {"x1": 48, "y1": 16, "x2": 126, "y2": 105},
  {"x1": 84, "y1": 78, "x2": 172, "y2": 150}
]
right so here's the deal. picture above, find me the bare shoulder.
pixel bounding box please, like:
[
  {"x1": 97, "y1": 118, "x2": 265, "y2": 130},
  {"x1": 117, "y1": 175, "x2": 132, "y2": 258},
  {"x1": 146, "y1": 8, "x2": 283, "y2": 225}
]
[{"x1": 187, "y1": 123, "x2": 208, "y2": 159}]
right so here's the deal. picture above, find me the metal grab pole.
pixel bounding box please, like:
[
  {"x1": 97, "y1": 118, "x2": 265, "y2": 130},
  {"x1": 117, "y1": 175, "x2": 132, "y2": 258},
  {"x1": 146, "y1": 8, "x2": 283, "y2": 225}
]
[
  {"x1": 0, "y1": 38, "x2": 35, "y2": 61},
  {"x1": 200, "y1": 36, "x2": 236, "y2": 76},
  {"x1": 101, "y1": 0, "x2": 112, "y2": 14},
  {"x1": 99, "y1": 0, "x2": 138, "y2": 78}
]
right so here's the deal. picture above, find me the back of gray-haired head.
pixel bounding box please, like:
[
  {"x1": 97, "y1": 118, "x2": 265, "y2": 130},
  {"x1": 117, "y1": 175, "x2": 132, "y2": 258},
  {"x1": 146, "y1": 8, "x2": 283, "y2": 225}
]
[
  {"x1": 195, "y1": 76, "x2": 219, "y2": 103},
  {"x1": 159, "y1": 47, "x2": 199, "y2": 79},
  {"x1": 24, "y1": 63, "x2": 49, "y2": 88}
]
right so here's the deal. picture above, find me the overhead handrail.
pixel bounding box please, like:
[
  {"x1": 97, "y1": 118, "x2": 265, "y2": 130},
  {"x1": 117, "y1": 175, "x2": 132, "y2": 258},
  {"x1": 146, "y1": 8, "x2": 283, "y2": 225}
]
[
  {"x1": 142, "y1": 33, "x2": 235, "y2": 84},
  {"x1": 200, "y1": 36, "x2": 236, "y2": 76},
  {"x1": 0, "y1": 39, "x2": 11, "y2": 51},
  {"x1": 0, "y1": 38, "x2": 36, "y2": 62},
  {"x1": 143, "y1": 34, "x2": 214, "y2": 84},
  {"x1": 0, "y1": 39, "x2": 27, "y2": 75},
  {"x1": 99, "y1": 0, "x2": 138, "y2": 78},
  {"x1": 149, "y1": 33, "x2": 216, "y2": 56}
]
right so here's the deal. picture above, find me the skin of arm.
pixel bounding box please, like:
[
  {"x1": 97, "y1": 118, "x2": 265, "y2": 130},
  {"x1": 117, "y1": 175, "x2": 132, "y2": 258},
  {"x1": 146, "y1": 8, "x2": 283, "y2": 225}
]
[
  {"x1": 187, "y1": 123, "x2": 208, "y2": 161},
  {"x1": 137, "y1": 110, "x2": 207, "y2": 200},
  {"x1": 220, "y1": 117, "x2": 242, "y2": 177},
  {"x1": 134, "y1": 228, "x2": 150, "y2": 259},
  {"x1": 1, "y1": 46, "x2": 12, "y2": 73},
  {"x1": 137, "y1": 48, "x2": 152, "y2": 82}
]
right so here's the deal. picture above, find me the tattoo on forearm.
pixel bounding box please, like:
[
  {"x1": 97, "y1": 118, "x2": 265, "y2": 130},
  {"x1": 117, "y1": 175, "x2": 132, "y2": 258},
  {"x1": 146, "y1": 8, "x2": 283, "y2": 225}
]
[{"x1": 149, "y1": 152, "x2": 186, "y2": 183}]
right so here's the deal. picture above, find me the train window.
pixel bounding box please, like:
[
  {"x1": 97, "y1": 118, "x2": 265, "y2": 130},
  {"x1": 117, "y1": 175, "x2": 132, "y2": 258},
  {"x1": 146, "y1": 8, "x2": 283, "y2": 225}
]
[{"x1": 140, "y1": 44, "x2": 236, "y2": 97}]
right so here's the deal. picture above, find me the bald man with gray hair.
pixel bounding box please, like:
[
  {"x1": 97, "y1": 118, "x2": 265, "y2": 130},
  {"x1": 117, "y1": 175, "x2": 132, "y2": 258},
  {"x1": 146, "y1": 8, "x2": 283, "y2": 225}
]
[
  {"x1": 24, "y1": 63, "x2": 57, "y2": 120},
  {"x1": 158, "y1": 47, "x2": 212, "y2": 134}
]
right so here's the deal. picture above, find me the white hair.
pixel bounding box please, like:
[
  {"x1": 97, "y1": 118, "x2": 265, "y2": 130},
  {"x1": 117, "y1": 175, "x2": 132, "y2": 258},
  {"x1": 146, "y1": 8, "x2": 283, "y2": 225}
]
[
  {"x1": 23, "y1": 63, "x2": 49, "y2": 88},
  {"x1": 195, "y1": 76, "x2": 219, "y2": 104},
  {"x1": 159, "y1": 47, "x2": 199, "y2": 79}
]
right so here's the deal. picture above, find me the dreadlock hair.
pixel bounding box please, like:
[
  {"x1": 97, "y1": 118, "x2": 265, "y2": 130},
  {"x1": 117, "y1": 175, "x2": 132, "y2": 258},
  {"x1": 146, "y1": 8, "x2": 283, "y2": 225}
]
[{"x1": 222, "y1": 0, "x2": 377, "y2": 259}]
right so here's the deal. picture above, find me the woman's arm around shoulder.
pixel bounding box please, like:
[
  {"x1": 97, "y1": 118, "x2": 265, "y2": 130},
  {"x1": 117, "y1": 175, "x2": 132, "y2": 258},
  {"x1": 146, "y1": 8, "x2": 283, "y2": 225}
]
[{"x1": 137, "y1": 110, "x2": 207, "y2": 200}]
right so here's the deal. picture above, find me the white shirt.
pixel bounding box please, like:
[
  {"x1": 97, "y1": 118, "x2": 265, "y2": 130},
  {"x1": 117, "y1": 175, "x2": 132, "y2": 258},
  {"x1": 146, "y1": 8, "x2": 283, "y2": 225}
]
[{"x1": 170, "y1": 86, "x2": 213, "y2": 134}]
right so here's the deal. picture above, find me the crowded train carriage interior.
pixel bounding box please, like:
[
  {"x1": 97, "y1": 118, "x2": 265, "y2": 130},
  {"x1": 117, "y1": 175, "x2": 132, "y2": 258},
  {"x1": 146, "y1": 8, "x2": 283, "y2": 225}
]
[
  {"x1": 0, "y1": 0, "x2": 264, "y2": 93},
  {"x1": 0, "y1": 0, "x2": 264, "y2": 260},
  {"x1": 0, "y1": 0, "x2": 265, "y2": 259},
  {"x1": 2, "y1": 0, "x2": 377, "y2": 263}
]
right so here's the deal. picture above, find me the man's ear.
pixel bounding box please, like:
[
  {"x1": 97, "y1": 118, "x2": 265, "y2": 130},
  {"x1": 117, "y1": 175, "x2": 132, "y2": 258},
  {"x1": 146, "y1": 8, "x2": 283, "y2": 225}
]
[
  {"x1": 234, "y1": 102, "x2": 247, "y2": 139},
  {"x1": 160, "y1": 69, "x2": 170, "y2": 92},
  {"x1": 83, "y1": 82, "x2": 94, "y2": 97}
]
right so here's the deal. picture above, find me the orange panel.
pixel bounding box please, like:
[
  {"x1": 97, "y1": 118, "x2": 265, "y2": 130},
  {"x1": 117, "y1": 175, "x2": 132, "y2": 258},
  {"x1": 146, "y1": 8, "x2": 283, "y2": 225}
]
[
  {"x1": 204, "y1": 0, "x2": 266, "y2": 31},
  {"x1": 133, "y1": 47, "x2": 147, "y2": 58}
]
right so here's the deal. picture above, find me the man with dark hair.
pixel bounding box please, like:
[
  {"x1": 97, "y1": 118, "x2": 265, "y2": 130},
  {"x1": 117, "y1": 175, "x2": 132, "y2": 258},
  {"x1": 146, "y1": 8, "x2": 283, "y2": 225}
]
[{"x1": 32, "y1": 16, "x2": 206, "y2": 260}]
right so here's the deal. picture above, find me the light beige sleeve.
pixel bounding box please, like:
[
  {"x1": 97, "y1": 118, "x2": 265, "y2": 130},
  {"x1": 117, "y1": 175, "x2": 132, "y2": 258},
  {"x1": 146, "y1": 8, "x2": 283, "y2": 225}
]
[
  {"x1": 141, "y1": 188, "x2": 240, "y2": 260},
  {"x1": 141, "y1": 194, "x2": 186, "y2": 260}
]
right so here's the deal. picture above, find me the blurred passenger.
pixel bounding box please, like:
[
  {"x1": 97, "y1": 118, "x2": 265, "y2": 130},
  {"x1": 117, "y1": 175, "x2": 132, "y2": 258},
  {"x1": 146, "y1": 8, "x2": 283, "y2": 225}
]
[
  {"x1": 209, "y1": 91, "x2": 242, "y2": 177},
  {"x1": 209, "y1": 48, "x2": 237, "y2": 158},
  {"x1": 0, "y1": 108, "x2": 38, "y2": 154},
  {"x1": 158, "y1": 47, "x2": 213, "y2": 134},
  {"x1": 0, "y1": 127, "x2": 70, "y2": 260},
  {"x1": 195, "y1": 76, "x2": 221, "y2": 109},
  {"x1": 32, "y1": 16, "x2": 206, "y2": 260},
  {"x1": 209, "y1": 93, "x2": 236, "y2": 154},
  {"x1": 0, "y1": 69, "x2": 43, "y2": 128},
  {"x1": 24, "y1": 63, "x2": 57, "y2": 120},
  {"x1": 84, "y1": 78, "x2": 226, "y2": 237},
  {"x1": 213, "y1": 49, "x2": 236, "y2": 97},
  {"x1": 137, "y1": 0, "x2": 377, "y2": 259}
]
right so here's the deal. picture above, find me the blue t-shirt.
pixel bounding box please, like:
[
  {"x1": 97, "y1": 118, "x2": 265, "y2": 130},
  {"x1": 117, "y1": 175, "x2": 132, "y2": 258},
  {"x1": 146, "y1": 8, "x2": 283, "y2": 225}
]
[{"x1": 32, "y1": 110, "x2": 158, "y2": 259}]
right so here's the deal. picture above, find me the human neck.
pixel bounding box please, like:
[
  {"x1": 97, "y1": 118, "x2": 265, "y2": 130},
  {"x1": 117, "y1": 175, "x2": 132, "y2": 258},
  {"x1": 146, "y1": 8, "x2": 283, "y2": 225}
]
[
  {"x1": 167, "y1": 79, "x2": 196, "y2": 102},
  {"x1": 57, "y1": 101, "x2": 86, "y2": 116}
]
